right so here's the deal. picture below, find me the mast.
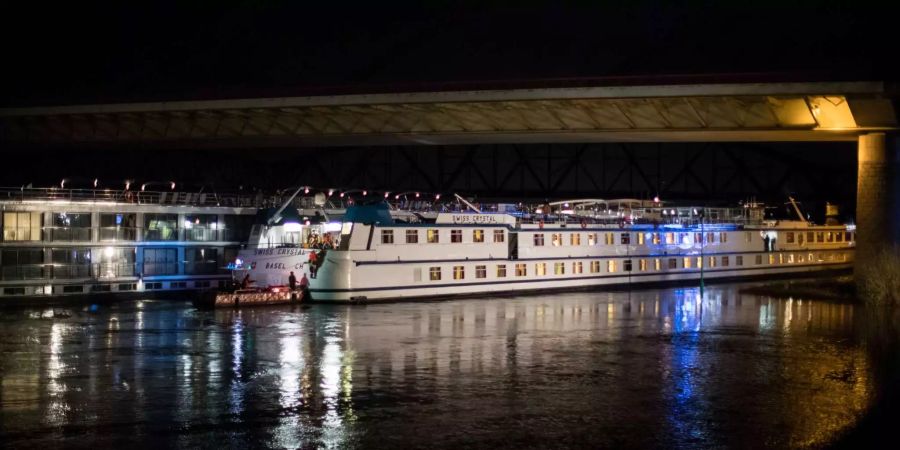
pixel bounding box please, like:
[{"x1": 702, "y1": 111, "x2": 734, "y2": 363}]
[
  {"x1": 787, "y1": 196, "x2": 808, "y2": 224},
  {"x1": 268, "y1": 186, "x2": 304, "y2": 226},
  {"x1": 454, "y1": 193, "x2": 482, "y2": 213}
]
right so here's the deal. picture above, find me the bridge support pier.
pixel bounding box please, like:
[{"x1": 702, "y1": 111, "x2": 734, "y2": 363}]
[{"x1": 855, "y1": 133, "x2": 900, "y2": 275}]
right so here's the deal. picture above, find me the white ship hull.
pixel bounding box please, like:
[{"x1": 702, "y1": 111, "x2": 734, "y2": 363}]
[{"x1": 235, "y1": 218, "x2": 855, "y2": 302}]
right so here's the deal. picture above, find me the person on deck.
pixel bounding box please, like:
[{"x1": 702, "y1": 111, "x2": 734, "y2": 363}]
[
  {"x1": 288, "y1": 271, "x2": 297, "y2": 292},
  {"x1": 308, "y1": 251, "x2": 318, "y2": 278},
  {"x1": 299, "y1": 273, "x2": 310, "y2": 300}
]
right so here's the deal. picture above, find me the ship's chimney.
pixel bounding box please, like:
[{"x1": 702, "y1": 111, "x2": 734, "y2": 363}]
[{"x1": 825, "y1": 202, "x2": 840, "y2": 225}]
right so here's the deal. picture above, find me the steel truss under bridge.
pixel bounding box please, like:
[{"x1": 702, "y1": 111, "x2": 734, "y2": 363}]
[{"x1": 264, "y1": 142, "x2": 856, "y2": 204}]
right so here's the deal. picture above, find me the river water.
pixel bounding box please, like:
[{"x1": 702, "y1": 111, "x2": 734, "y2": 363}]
[{"x1": 0, "y1": 284, "x2": 874, "y2": 449}]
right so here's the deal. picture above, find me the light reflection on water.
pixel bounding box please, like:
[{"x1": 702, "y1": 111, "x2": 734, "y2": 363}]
[{"x1": 0, "y1": 284, "x2": 873, "y2": 449}]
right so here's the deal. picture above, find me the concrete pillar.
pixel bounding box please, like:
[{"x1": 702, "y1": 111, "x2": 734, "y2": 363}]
[{"x1": 856, "y1": 133, "x2": 900, "y2": 272}]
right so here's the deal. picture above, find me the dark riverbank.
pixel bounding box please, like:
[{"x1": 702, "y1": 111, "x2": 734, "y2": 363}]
[{"x1": 739, "y1": 275, "x2": 857, "y2": 302}]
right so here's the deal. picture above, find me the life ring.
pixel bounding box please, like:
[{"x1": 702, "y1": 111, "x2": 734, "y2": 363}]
[
  {"x1": 538, "y1": 219, "x2": 544, "y2": 229},
  {"x1": 580, "y1": 220, "x2": 587, "y2": 229}
]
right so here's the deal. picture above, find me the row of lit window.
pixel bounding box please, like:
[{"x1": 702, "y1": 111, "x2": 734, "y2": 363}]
[
  {"x1": 533, "y1": 231, "x2": 731, "y2": 247},
  {"x1": 382, "y1": 229, "x2": 505, "y2": 244},
  {"x1": 785, "y1": 231, "x2": 852, "y2": 244},
  {"x1": 425, "y1": 252, "x2": 848, "y2": 280}
]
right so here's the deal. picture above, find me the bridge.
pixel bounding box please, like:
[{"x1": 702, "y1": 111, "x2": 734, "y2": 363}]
[{"x1": 1, "y1": 79, "x2": 898, "y2": 269}]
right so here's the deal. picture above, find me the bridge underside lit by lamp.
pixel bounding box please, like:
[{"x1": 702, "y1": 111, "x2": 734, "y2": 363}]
[{"x1": 0, "y1": 81, "x2": 895, "y2": 148}]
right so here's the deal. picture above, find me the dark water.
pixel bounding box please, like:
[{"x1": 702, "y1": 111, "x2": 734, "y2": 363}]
[{"x1": 0, "y1": 285, "x2": 874, "y2": 449}]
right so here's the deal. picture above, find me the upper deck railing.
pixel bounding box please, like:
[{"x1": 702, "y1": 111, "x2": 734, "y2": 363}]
[{"x1": 0, "y1": 186, "x2": 285, "y2": 208}]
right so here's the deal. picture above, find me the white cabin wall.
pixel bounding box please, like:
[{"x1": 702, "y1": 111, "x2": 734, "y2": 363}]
[{"x1": 371, "y1": 226, "x2": 508, "y2": 260}]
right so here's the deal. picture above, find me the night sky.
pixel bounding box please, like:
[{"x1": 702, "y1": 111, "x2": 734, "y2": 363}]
[{"x1": 2, "y1": 1, "x2": 897, "y2": 107}]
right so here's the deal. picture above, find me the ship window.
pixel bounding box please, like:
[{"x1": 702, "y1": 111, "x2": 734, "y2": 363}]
[
  {"x1": 570, "y1": 233, "x2": 581, "y2": 246},
  {"x1": 535, "y1": 263, "x2": 547, "y2": 276},
  {"x1": 493, "y1": 229, "x2": 505, "y2": 243},
  {"x1": 668, "y1": 258, "x2": 677, "y2": 269},
  {"x1": 48, "y1": 212, "x2": 92, "y2": 241},
  {"x1": 836, "y1": 232, "x2": 843, "y2": 242},
  {"x1": 451, "y1": 230, "x2": 463, "y2": 243},
  {"x1": 756, "y1": 255, "x2": 763, "y2": 265},
  {"x1": 49, "y1": 248, "x2": 92, "y2": 280},
  {"x1": 708, "y1": 256, "x2": 716, "y2": 268},
  {"x1": 816, "y1": 232, "x2": 824, "y2": 243},
  {"x1": 624, "y1": 260, "x2": 632, "y2": 271},
  {"x1": 806, "y1": 231, "x2": 814, "y2": 243},
  {"x1": 427, "y1": 229, "x2": 440, "y2": 243},
  {"x1": 652, "y1": 233, "x2": 661, "y2": 245},
  {"x1": 183, "y1": 214, "x2": 218, "y2": 242},
  {"x1": 620, "y1": 233, "x2": 631, "y2": 245},
  {"x1": 573, "y1": 261, "x2": 583, "y2": 274},
  {"x1": 788, "y1": 254, "x2": 795, "y2": 263},
  {"x1": 607, "y1": 260, "x2": 617, "y2": 273},
  {"x1": 185, "y1": 248, "x2": 218, "y2": 275},
  {"x1": 844, "y1": 231, "x2": 851, "y2": 242},
  {"x1": 588, "y1": 233, "x2": 597, "y2": 245},
  {"x1": 798, "y1": 233, "x2": 805, "y2": 245},
  {"x1": 654, "y1": 258, "x2": 661, "y2": 270},
  {"x1": 429, "y1": 266, "x2": 441, "y2": 281},
  {"x1": 605, "y1": 233, "x2": 615, "y2": 245},
  {"x1": 680, "y1": 233, "x2": 690, "y2": 245},
  {"x1": 684, "y1": 257, "x2": 692, "y2": 269},
  {"x1": 533, "y1": 233, "x2": 545, "y2": 246},
  {"x1": 475, "y1": 265, "x2": 486, "y2": 279},
  {"x1": 722, "y1": 256, "x2": 729, "y2": 267},
  {"x1": 473, "y1": 229, "x2": 484, "y2": 243},
  {"x1": 223, "y1": 215, "x2": 255, "y2": 242},
  {"x1": 769, "y1": 254, "x2": 776, "y2": 265},
  {"x1": 694, "y1": 232, "x2": 702, "y2": 244},
  {"x1": 453, "y1": 266, "x2": 465, "y2": 279},
  {"x1": 786, "y1": 232, "x2": 795, "y2": 244},
  {"x1": 98, "y1": 213, "x2": 137, "y2": 241},
  {"x1": 381, "y1": 230, "x2": 394, "y2": 244},
  {"x1": 2, "y1": 212, "x2": 42, "y2": 241},
  {"x1": 406, "y1": 229, "x2": 419, "y2": 244},
  {"x1": 515, "y1": 263, "x2": 527, "y2": 276},
  {"x1": 144, "y1": 214, "x2": 179, "y2": 241},
  {"x1": 779, "y1": 254, "x2": 785, "y2": 264},
  {"x1": 552, "y1": 233, "x2": 562, "y2": 247},
  {"x1": 554, "y1": 262, "x2": 565, "y2": 275},
  {"x1": 826, "y1": 232, "x2": 834, "y2": 243},
  {"x1": 736, "y1": 255, "x2": 743, "y2": 266},
  {"x1": 1, "y1": 248, "x2": 44, "y2": 280},
  {"x1": 665, "y1": 233, "x2": 675, "y2": 244},
  {"x1": 720, "y1": 232, "x2": 727, "y2": 243},
  {"x1": 497, "y1": 264, "x2": 507, "y2": 277},
  {"x1": 637, "y1": 233, "x2": 645, "y2": 245},
  {"x1": 143, "y1": 248, "x2": 177, "y2": 276},
  {"x1": 590, "y1": 261, "x2": 601, "y2": 273},
  {"x1": 746, "y1": 232, "x2": 753, "y2": 243},
  {"x1": 706, "y1": 232, "x2": 714, "y2": 244},
  {"x1": 697, "y1": 257, "x2": 703, "y2": 268},
  {"x1": 639, "y1": 259, "x2": 647, "y2": 271}
]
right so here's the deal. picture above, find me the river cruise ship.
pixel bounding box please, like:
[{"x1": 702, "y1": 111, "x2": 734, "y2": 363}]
[
  {"x1": 232, "y1": 197, "x2": 855, "y2": 302},
  {"x1": 0, "y1": 186, "x2": 267, "y2": 299}
]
